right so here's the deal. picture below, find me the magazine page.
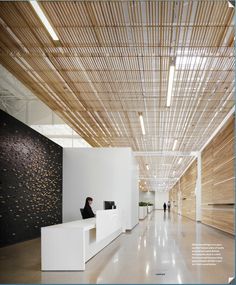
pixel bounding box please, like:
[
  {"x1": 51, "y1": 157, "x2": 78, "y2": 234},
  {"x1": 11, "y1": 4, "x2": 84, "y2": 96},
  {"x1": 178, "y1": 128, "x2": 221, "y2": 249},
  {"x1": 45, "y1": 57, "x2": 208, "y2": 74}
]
[{"x1": 0, "y1": 0, "x2": 234, "y2": 284}]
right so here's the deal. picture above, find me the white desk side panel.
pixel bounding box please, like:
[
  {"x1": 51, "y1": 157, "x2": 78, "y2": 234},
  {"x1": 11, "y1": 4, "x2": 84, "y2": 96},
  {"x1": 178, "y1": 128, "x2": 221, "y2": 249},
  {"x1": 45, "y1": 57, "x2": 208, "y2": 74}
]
[
  {"x1": 41, "y1": 227, "x2": 85, "y2": 271},
  {"x1": 96, "y1": 209, "x2": 122, "y2": 242}
]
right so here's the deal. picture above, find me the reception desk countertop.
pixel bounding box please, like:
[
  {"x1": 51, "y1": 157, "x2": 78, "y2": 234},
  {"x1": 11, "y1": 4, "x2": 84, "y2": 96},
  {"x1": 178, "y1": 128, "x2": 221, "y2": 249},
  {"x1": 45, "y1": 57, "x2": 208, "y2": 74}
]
[
  {"x1": 43, "y1": 218, "x2": 96, "y2": 230},
  {"x1": 41, "y1": 209, "x2": 122, "y2": 271}
]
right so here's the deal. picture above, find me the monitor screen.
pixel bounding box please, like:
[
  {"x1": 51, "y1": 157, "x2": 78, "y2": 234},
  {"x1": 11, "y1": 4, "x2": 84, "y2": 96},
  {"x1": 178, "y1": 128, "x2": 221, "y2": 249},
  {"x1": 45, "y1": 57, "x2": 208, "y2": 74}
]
[{"x1": 104, "y1": 201, "x2": 116, "y2": 210}]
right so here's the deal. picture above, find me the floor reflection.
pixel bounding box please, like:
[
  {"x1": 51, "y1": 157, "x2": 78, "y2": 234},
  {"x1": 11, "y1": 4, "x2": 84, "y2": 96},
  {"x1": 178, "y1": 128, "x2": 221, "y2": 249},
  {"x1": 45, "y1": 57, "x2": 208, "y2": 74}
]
[{"x1": 0, "y1": 210, "x2": 234, "y2": 284}]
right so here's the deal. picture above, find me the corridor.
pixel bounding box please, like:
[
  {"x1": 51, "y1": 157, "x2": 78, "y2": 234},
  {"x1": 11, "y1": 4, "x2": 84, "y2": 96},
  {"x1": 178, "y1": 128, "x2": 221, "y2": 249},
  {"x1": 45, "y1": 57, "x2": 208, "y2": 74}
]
[{"x1": 0, "y1": 211, "x2": 234, "y2": 284}]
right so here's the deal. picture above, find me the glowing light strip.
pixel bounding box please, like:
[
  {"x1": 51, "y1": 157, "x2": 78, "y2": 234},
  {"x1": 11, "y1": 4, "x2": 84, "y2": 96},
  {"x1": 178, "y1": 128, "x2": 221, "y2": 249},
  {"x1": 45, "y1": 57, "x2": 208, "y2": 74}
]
[
  {"x1": 167, "y1": 64, "x2": 175, "y2": 107},
  {"x1": 139, "y1": 113, "x2": 146, "y2": 135},
  {"x1": 30, "y1": 0, "x2": 59, "y2": 41},
  {"x1": 172, "y1": 139, "x2": 178, "y2": 151}
]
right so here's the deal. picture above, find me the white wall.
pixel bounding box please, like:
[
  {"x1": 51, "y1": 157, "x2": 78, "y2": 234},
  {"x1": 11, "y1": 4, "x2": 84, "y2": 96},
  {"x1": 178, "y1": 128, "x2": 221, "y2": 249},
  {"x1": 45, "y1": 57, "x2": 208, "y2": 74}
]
[
  {"x1": 155, "y1": 192, "x2": 169, "y2": 210},
  {"x1": 139, "y1": 191, "x2": 155, "y2": 204},
  {"x1": 130, "y1": 155, "x2": 139, "y2": 229},
  {"x1": 63, "y1": 147, "x2": 139, "y2": 231}
]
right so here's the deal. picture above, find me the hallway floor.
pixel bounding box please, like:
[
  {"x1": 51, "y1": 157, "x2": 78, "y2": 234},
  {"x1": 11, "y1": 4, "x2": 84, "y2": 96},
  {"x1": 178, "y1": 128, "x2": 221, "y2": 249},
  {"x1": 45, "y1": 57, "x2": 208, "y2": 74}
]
[{"x1": 0, "y1": 211, "x2": 234, "y2": 284}]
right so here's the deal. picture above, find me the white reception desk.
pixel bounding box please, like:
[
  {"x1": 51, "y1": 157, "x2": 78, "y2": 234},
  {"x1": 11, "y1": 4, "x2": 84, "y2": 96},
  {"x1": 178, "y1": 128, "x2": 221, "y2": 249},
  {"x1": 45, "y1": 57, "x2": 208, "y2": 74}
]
[{"x1": 41, "y1": 209, "x2": 122, "y2": 271}]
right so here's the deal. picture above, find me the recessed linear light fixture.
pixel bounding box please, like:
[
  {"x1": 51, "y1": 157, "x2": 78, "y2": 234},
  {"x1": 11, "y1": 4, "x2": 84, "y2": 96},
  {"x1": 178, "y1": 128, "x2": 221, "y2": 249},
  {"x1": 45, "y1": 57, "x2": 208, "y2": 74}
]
[
  {"x1": 167, "y1": 58, "x2": 175, "y2": 107},
  {"x1": 139, "y1": 112, "x2": 146, "y2": 135},
  {"x1": 172, "y1": 139, "x2": 178, "y2": 151},
  {"x1": 178, "y1": 157, "x2": 183, "y2": 164},
  {"x1": 30, "y1": 0, "x2": 59, "y2": 41}
]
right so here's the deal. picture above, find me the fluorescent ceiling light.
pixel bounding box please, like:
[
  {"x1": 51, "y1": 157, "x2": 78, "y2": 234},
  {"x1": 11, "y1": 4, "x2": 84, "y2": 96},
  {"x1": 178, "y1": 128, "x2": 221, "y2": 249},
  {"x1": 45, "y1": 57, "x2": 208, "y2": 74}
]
[
  {"x1": 167, "y1": 64, "x2": 175, "y2": 107},
  {"x1": 172, "y1": 139, "x2": 178, "y2": 151},
  {"x1": 176, "y1": 56, "x2": 206, "y2": 70},
  {"x1": 139, "y1": 113, "x2": 146, "y2": 135},
  {"x1": 178, "y1": 157, "x2": 183, "y2": 164},
  {"x1": 30, "y1": 0, "x2": 59, "y2": 41}
]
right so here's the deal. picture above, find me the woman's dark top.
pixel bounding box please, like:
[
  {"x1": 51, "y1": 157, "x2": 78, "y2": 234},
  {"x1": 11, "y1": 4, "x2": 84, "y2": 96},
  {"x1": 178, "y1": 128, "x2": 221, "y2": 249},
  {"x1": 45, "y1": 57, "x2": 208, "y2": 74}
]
[{"x1": 83, "y1": 205, "x2": 95, "y2": 219}]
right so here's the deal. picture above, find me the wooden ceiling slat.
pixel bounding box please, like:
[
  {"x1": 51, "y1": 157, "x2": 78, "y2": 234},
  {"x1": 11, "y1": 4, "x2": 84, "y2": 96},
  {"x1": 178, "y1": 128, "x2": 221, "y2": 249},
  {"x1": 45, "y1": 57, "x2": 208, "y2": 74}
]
[{"x1": 0, "y1": 0, "x2": 234, "y2": 192}]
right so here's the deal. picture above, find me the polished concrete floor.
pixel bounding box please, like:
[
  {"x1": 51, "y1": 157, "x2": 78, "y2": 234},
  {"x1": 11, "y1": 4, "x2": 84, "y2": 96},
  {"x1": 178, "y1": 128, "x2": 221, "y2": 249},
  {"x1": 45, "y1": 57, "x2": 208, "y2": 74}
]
[{"x1": 0, "y1": 211, "x2": 234, "y2": 284}]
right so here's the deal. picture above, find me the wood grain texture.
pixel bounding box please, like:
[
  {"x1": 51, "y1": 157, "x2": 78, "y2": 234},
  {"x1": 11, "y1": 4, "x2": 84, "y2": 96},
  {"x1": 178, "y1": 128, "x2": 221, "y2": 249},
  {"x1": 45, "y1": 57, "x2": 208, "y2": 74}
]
[
  {"x1": 169, "y1": 182, "x2": 179, "y2": 214},
  {"x1": 180, "y1": 160, "x2": 197, "y2": 220},
  {"x1": 169, "y1": 116, "x2": 235, "y2": 234},
  {"x1": 0, "y1": 1, "x2": 234, "y2": 192},
  {"x1": 201, "y1": 116, "x2": 235, "y2": 234},
  {"x1": 169, "y1": 159, "x2": 197, "y2": 220}
]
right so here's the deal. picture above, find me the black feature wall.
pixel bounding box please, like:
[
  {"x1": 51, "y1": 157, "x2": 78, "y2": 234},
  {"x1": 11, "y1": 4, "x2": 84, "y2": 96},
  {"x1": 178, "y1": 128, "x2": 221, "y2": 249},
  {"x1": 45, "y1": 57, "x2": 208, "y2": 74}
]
[{"x1": 0, "y1": 110, "x2": 63, "y2": 247}]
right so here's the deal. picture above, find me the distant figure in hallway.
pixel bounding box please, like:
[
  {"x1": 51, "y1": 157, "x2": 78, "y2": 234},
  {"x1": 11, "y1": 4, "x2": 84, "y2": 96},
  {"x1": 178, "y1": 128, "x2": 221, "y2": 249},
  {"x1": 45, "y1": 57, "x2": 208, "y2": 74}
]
[
  {"x1": 168, "y1": 201, "x2": 171, "y2": 212},
  {"x1": 163, "y1": 202, "x2": 167, "y2": 212},
  {"x1": 83, "y1": 197, "x2": 95, "y2": 219}
]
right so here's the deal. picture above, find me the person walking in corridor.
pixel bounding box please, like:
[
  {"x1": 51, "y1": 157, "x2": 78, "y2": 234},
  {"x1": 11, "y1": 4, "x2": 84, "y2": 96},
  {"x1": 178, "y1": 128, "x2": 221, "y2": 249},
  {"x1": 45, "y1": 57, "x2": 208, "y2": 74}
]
[
  {"x1": 163, "y1": 202, "x2": 167, "y2": 212},
  {"x1": 168, "y1": 201, "x2": 171, "y2": 212}
]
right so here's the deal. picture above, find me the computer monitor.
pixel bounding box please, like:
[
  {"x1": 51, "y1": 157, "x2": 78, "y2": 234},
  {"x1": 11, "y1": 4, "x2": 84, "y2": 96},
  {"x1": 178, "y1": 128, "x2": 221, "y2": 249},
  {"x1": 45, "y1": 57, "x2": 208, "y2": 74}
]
[{"x1": 104, "y1": 201, "x2": 116, "y2": 210}]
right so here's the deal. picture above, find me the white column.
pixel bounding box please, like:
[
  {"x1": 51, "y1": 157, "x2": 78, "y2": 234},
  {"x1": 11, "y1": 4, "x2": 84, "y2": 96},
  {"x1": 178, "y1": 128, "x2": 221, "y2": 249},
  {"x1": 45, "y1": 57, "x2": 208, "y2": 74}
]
[
  {"x1": 178, "y1": 180, "x2": 182, "y2": 215},
  {"x1": 196, "y1": 152, "x2": 202, "y2": 221}
]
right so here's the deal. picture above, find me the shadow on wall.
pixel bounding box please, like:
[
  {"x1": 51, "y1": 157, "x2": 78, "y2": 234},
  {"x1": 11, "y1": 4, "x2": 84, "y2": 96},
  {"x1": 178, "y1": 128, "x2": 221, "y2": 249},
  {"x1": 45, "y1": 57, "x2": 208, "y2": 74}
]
[{"x1": 0, "y1": 110, "x2": 63, "y2": 247}]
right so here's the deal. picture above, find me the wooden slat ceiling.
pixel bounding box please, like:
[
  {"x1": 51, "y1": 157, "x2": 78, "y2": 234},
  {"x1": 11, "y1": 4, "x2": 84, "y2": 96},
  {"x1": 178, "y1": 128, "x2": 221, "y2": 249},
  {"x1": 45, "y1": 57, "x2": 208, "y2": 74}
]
[{"x1": 0, "y1": 0, "x2": 234, "y2": 192}]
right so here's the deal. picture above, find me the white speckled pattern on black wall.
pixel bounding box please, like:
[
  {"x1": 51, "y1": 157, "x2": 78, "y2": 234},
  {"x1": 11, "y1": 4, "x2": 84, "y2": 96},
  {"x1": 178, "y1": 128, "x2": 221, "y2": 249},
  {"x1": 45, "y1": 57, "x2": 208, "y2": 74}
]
[{"x1": 0, "y1": 110, "x2": 62, "y2": 247}]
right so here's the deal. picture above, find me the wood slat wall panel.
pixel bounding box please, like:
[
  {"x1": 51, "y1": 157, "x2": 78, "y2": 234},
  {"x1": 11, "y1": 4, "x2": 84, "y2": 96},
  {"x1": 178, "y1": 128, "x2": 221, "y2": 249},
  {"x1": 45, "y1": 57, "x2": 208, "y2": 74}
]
[
  {"x1": 201, "y1": 209, "x2": 212, "y2": 226},
  {"x1": 211, "y1": 208, "x2": 234, "y2": 233},
  {"x1": 169, "y1": 182, "x2": 179, "y2": 214},
  {"x1": 214, "y1": 178, "x2": 234, "y2": 199},
  {"x1": 169, "y1": 116, "x2": 234, "y2": 234},
  {"x1": 180, "y1": 160, "x2": 197, "y2": 220},
  {"x1": 201, "y1": 115, "x2": 235, "y2": 235},
  {"x1": 170, "y1": 116, "x2": 234, "y2": 234},
  {"x1": 169, "y1": 159, "x2": 197, "y2": 220}
]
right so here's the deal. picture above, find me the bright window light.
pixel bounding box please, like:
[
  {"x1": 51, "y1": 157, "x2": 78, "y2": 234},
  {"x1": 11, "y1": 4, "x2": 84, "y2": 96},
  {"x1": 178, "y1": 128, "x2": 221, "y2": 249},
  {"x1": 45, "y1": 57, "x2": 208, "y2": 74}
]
[
  {"x1": 30, "y1": 0, "x2": 59, "y2": 41},
  {"x1": 167, "y1": 64, "x2": 175, "y2": 107},
  {"x1": 30, "y1": 124, "x2": 91, "y2": 148},
  {"x1": 139, "y1": 113, "x2": 146, "y2": 135},
  {"x1": 228, "y1": 1, "x2": 234, "y2": 8},
  {"x1": 30, "y1": 124, "x2": 72, "y2": 136},
  {"x1": 146, "y1": 164, "x2": 149, "y2": 170}
]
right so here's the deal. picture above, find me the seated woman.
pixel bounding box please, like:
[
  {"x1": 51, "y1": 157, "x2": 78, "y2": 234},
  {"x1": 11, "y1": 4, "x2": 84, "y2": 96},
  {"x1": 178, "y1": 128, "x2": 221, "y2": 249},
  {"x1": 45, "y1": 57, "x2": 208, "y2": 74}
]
[{"x1": 83, "y1": 197, "x2": 95, "y2": 219}]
